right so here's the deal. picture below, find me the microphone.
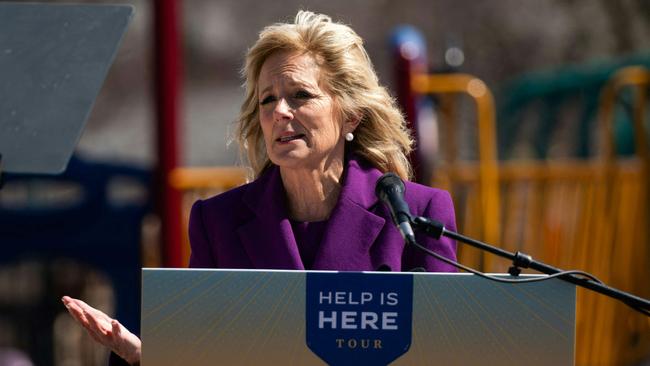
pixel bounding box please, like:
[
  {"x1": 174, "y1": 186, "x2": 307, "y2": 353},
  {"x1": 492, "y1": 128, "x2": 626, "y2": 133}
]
[{"x1": 375, "y1": 172, "x2": 416, "y2": 244}]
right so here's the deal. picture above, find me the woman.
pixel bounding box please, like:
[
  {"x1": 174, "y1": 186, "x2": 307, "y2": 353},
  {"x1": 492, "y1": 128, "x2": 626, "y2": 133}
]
[{"x1": 63, "y1": 10, "x2": 457, "y2": 365}]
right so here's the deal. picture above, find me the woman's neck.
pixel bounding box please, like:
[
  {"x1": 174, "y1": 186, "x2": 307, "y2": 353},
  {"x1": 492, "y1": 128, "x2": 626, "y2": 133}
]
[{"x1": 280, "y1": 160, "x2": 345, "y2": 222}]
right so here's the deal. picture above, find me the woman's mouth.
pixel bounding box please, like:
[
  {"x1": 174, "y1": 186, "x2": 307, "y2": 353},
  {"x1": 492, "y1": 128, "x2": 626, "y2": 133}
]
[{"x1": 277, "y1": 133, "x2": 305, "y2": 143}]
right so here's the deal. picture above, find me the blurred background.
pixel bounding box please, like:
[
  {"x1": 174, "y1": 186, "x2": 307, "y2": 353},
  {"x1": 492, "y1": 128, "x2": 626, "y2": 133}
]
[{"x1": 1, "y1": 0, "x2": 650, "y2": 365}]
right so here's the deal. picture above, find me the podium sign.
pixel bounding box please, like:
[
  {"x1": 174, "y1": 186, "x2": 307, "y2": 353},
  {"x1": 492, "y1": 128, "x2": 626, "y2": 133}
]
[
  {"x1": 306, "y1": 272, "x2": 413, "y2": 364},
  {"x1": 141, "y1": 269, "x2": 575, "y2": 365}
]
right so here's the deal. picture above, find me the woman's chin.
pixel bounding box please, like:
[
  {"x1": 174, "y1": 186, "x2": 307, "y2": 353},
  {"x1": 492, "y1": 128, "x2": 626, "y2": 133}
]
[{"x1": 270, "y1": 153, "x2": 311, "y2": 170}]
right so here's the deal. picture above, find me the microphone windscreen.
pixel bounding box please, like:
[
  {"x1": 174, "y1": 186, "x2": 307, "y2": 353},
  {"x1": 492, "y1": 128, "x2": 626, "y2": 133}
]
[{"x1": 375, "y1": 172, "x2": 405, "y2": 199}]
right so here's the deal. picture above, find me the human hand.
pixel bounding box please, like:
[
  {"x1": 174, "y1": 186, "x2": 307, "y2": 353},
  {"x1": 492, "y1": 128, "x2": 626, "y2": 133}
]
[{"x1": 62, "y1": 296, "x2": 141, "y2": 365}]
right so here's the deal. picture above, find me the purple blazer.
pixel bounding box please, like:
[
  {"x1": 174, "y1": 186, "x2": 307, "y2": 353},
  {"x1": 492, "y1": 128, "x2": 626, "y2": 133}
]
[{"x1": 188, "y1": 156, "x2": 457, "y2": 272}]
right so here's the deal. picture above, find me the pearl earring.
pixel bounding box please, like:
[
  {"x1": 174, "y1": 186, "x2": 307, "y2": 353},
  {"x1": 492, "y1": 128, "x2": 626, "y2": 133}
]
[{"x1": 345, "y1": 132, "x2": 354, "y2": 142}]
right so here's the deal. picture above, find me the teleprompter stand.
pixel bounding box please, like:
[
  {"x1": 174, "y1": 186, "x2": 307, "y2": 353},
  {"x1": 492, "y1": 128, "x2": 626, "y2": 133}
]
[{"x1": 0, "y1": 154, "x2": 4, "y2": 190}]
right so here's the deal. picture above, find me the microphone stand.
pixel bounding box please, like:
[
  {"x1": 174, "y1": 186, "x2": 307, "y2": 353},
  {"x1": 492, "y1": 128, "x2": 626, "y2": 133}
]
[
  {"x1": 410, "y1": 215, "x2": 650, "y2": 314},
  {"x1": 0, "y1": 154, "x2": 4, "y2": 190}
]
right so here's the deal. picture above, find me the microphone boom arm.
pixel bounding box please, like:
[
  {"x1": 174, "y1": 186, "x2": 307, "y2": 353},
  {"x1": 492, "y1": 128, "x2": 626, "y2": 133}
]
[{"x1": 411, "y1": 215, "x2": 650, "y2": 315}]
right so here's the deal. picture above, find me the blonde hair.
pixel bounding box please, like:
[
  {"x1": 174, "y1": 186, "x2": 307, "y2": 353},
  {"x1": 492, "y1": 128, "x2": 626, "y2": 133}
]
[{"x1": 237, "y1": 10, "x2": 414, "y2": 180}]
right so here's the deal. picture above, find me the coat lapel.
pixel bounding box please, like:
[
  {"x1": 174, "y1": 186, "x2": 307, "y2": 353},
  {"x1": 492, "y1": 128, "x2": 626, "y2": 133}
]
[
  {"x1": 237, "y1": 167, "x2": 305, "y2": 270},
  {"x1": 312, "y1": 158, "x2": 387, "y2": 270},
  {"x1": 237, "y1": 157, "x2": 387, "y2": 271}
]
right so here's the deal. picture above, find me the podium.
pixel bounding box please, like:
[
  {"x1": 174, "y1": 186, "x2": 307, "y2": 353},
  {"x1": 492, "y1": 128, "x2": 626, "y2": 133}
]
[{"x1": 141, "y1": 269, "x2": 575, "y2": 365}]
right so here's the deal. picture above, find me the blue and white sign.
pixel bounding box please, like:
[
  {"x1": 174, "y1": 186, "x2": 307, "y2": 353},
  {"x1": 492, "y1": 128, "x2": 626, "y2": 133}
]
[{"x1": 306, "y1": 272, "x2": 413, "y2": 365}]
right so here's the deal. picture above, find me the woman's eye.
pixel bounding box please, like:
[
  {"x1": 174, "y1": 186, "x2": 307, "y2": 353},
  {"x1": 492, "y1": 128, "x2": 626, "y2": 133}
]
[
  {"x1": 260, "y1": 95, "x2": 276, "y2": 105},
  {"x1": 295, "y1": 90, "x2": 314, "y2": 99}
]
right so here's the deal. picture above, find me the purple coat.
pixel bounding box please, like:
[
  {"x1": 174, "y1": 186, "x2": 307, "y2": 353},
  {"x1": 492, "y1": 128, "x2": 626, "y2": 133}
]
[{"x1": 188, "y1": 156, "x2": 457, "y2": 272}]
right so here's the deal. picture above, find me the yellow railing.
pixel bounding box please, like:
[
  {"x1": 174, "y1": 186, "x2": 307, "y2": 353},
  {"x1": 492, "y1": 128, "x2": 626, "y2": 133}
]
[
  {"x1": 413, "y1": 68, "x2": 650, "y2": 365},
  {"x1": 586, "y1": 65, "x2": 650, "y2": 365},
  {"x1": 411, "y1": 73, "x2": 501, "y2": 269}
]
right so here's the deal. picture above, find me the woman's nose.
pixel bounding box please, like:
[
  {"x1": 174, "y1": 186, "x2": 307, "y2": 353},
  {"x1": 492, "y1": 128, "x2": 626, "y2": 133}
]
[{"x1": 273, "y1": 98, "x2": 293, "y2": 120}]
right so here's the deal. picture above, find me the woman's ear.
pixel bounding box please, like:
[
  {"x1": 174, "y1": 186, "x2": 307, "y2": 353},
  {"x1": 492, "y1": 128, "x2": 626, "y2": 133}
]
[{"x1": 344, "y1": 114, "x2": 362, "y2": 134}]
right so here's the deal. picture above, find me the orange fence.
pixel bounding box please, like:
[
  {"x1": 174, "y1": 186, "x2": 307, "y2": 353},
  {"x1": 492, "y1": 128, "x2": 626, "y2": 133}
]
[{"x1": 413, "y1": 67, "x2": 650, "y2": 365}]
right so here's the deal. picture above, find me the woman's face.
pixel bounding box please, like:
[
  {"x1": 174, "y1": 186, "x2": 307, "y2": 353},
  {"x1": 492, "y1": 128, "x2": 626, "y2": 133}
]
[{"x1": 257, "y1": 51, "x2": 346, "y2": 171}]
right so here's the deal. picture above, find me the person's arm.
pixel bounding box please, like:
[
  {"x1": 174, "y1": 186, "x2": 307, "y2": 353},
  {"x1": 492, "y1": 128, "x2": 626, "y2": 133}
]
[
  {"x1": 62, "y1": 296, "x2": 141, "y2": 365},
  {"x1": 402, "y1": 189, "x2": 458, "y2": 272},
  {"x1": 62, "y1": 199, "x2": 217, "y2": 364},
  {"x1": 188, "y1": 199, "x2": 217, "y2": 268}
]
